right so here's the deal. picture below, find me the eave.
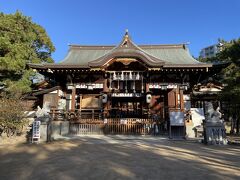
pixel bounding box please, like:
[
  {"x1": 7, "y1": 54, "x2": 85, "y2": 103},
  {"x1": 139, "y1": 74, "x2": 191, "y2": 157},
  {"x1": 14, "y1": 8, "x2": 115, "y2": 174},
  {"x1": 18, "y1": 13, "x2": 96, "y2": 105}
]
[
  {"x1": 32, "y1": 86, "x2": 61, "y2": 96},
  {"x1": 28, "y1": 63, "x2": 90, "y2": 70},
  {"x1": 163, "y1": 63, "x2": 212, "y2": 68}
]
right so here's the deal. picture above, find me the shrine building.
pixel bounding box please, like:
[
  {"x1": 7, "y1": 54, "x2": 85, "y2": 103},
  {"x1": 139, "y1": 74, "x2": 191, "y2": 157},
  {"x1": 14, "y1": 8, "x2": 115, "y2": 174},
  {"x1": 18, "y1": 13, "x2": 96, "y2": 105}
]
[{"x1": 28, "y1": 31, "x2": 222, "y2": 137}]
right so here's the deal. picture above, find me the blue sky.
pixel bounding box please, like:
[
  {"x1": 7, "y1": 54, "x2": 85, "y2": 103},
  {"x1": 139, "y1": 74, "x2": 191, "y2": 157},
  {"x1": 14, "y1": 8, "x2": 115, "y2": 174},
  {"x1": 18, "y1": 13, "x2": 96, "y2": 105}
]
[{"x1": 1, "y1": 0, "x2": 240, "y2": 62}]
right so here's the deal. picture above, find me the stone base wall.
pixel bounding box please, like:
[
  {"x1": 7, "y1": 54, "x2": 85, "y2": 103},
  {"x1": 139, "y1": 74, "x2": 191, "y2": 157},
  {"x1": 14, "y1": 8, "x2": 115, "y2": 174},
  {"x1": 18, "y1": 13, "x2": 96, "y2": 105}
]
[{"x1": 51, "y1": 121, "x2": 69, "y2": 140}]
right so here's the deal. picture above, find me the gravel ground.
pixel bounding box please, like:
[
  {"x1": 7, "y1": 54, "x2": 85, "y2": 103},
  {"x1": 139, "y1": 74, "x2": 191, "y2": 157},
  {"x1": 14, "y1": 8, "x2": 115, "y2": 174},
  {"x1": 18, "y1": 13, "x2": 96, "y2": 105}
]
[{"x1": 0, "y1": 136, "x2": 239, "y2": 180}]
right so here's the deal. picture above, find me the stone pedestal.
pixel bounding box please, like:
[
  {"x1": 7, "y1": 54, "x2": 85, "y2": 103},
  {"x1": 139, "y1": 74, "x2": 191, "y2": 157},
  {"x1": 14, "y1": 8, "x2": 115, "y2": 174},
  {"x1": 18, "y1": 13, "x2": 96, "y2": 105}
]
[
  {"x1": 35, "y1": 117, "x2": 69, "y2": 142},
  {"x1": 51, "y1": 121, "x2": 69, "y2": 140},
  {"x1": 40, "y1": 122, "x2": 48, "y2": 142},
  {"x1": 203, "y1": 121, "x2": 228, "y2": 145}
]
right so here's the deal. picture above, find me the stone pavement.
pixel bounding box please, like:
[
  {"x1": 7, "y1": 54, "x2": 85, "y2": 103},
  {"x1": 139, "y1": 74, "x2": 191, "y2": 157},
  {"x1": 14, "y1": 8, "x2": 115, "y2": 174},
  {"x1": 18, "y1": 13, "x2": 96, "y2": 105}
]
[
  {"x1": 0, "y1": 136, "x2": 239, "y2": 180},
  {"x1": 56, "y1": 135, "x2": 169, "y2": 144}
]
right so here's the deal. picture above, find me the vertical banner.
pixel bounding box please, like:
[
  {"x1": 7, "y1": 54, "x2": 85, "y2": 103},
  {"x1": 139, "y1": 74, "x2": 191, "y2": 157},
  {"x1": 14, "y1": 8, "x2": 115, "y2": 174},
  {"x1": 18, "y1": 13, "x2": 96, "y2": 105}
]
[{"x1": 32, "y1": 121, "x2": 41, "y2": 142}]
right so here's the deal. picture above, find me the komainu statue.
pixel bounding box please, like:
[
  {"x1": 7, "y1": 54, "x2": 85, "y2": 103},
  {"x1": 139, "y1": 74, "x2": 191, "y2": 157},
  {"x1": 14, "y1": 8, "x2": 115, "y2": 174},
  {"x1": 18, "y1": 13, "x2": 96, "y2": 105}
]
[{"x1": 203, "y1": 101, "x2": 227, "y2": 145}]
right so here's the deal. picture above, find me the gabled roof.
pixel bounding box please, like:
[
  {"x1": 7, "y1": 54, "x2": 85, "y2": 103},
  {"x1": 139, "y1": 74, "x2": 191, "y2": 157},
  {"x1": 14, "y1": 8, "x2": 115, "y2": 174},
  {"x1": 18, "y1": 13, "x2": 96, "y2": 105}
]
[
  {"x1": 28, "y1": 31, "x2": 212, "y2": 69},
  {"x1": 87, "y1": 31, "x2": 165, "y2": 67}
]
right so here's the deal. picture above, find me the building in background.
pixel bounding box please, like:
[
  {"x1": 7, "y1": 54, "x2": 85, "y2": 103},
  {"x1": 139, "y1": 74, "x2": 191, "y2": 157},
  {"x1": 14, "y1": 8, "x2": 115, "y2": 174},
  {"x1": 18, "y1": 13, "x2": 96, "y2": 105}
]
[{"x1": 199, "y1": 43, "x2": 223, "y2": 59}]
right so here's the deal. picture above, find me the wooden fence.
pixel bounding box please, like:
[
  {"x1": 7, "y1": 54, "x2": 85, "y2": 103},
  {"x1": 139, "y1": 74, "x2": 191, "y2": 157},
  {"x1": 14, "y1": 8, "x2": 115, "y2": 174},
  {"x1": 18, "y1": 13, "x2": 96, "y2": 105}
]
[{"x1": 69, "y1": 118, "x2": 167, "y2": 135}]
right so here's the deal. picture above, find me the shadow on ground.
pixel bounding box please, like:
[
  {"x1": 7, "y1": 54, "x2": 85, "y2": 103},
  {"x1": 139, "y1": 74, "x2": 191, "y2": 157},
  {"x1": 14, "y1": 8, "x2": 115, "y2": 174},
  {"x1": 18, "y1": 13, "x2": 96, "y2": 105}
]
[{"x1": 0, "y1": 137, "x2": 240, "y2": 180}]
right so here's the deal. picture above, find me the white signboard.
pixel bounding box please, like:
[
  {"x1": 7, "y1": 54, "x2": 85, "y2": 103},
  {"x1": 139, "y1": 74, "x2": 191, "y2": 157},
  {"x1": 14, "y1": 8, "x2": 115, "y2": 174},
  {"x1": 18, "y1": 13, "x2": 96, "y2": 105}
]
[
  {"x1": 32, "y1": 121, "x2": 41, "y2": 139},
  {"x1": 112, "y1": 93, "x2": 141, "y2": 97},
  {"x1": 76, "y1": 83, "x2": 103, "y2": 89},
  {"x1": 149, "y1": 83, "x2": 188, "y2": 90},
  {"x1": 190, "y1": 108, "x2": 205, "y2": 127},
  {"x1": 120, "y1": 119, "x2": 127, "y2": 125},
  {"x1": 170, "y1": 111, "x2": 184, "y2": 126},
  {"x1": 167, "y1": 84, "x2": 178, "y2": 89}
]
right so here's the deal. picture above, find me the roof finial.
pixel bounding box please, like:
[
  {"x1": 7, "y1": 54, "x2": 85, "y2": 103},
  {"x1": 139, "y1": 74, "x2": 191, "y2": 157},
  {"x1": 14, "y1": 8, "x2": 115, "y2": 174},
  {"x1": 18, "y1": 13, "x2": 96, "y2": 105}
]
[
  {"x1": 124, "y1": 29, "x2": 129, "y2": 42},
  {"x1": 125, "y1": 29, "x2": 128, "y2": 35}
]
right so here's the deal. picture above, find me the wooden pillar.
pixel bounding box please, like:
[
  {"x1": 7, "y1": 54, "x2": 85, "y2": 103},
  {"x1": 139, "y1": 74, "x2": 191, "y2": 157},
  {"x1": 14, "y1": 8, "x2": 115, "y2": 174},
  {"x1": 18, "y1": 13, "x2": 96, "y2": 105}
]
[
  {"x1": 109, "y1": 73, "x2": 112, "y2": 90},
  {"x1": 180, "y1": 89, "x2": 184, "y2": 110},
  {"x1": 92, "y1": 109, "x2": 94, "y2": 120},
  {"x1": 118, "y1": 78, "x2": 120, "y2": 90},
  {"x1": 55, "y1": 89, "x2": 60, "y2": 114},
  {"x1": 125, "y1": 78, "x2": 128, "y2": 93},
  {"x1": 146, "y1": 83, "x2": 150, "y2": 93},
  {"x1": 103, "y1": 75, "x2": 109, "y2": 118},
  {"x1": 133, "y1": 80, "x2": 136, "y2": 93},
  {"x1": 71, "y1": 86, "x2": 76, "y2": 111},
  {"x1": 103, "y1": 78, "x2": 109, "y2": 92},
  {"x1": 79, "y1": 95, "x2": 82, "y2": 111},
  {"x1": 141, "y1": 73, "x2": 144, "y2": 93},
  {"x1": 79, "y1": 94, "x2": 82, "y2": 118},
  {"x1": 168, "y1": 88, "x2": 176, "y2": 110},
  {"x1": 106, "y1": 98, "x2": 111, "y2": 118},
  {"x1": 175, "y1": 87, "x2": 179, "y2": 110}
]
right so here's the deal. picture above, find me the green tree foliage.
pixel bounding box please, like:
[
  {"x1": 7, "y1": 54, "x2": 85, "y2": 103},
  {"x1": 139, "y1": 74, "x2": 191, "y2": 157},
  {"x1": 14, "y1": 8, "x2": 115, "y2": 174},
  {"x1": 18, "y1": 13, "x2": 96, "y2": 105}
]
[
  {"x1": 0, "y1": 11, "x2": 55, "y2": 96},
  {"x1": 217, "y1": 38, "x2": 240, "y2": 134},
  {"x1": 217, "y1": 39, "x2": 240, "y2": 102},
  {"x1": 198, "y1": 56, "x2": 216, "y2": 63}
]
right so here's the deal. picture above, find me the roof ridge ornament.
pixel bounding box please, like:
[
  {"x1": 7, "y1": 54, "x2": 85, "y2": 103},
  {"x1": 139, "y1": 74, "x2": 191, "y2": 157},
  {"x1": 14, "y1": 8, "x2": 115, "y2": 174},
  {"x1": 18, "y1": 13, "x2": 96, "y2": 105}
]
[
  {"x1": 88, "y1": 30, "x2": 166, "y2": 67},
  {"x1": 122, "y1": 29, "x2": 130, "y2": 47},
  {"x1": 125, "y1": 29, "x2": 129, "y2": 37}
]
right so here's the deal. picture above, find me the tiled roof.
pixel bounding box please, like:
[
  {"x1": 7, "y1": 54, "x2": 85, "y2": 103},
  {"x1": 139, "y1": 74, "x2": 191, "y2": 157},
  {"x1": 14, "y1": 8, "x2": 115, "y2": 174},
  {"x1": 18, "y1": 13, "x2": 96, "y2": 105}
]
[
  {"x1": 59, "y1": 44, "x2": 202, "y2": 66},
  {"x1": 29, "y1": 32, "x2": 212, "y2": 69}
]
